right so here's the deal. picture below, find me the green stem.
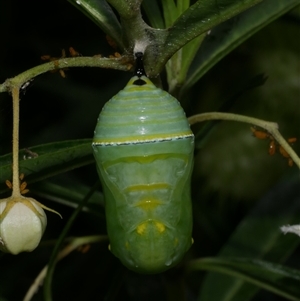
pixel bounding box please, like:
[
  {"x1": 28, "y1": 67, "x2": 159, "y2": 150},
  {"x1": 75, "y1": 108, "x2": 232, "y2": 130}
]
[
  {"x1": 11, "y1": 87, "x2": 21, "y2": 197},
  {"x1": 0, "y1": 56, "x2": 132, "y2": 93},
  {"x1": 24, "y1": 235, "x2": 107, "y2": 301},
  {"x1": 188, "y1": 112, "x2": 300, "y2": 169},
  {"x1": 43, "y1": 181, "x2": 101, "y2": 301}
]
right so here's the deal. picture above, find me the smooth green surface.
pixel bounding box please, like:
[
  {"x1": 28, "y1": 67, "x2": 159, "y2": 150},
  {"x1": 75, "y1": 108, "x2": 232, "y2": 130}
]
[
  {"x1": 93, "y1": 75, "x2": 194, "y2": 273},
  {"x1": 94, "y1": 139, "x2": 194, "y2": 274}
]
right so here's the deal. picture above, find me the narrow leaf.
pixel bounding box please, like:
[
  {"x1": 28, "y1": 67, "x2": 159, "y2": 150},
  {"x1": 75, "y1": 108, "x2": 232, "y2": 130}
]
[
  {"x1": 197, "y1": 175, "x2": 300, "y2": 301},
  {"x1": 67, "y1": 0, "x2": 123, "y2": 49},
  {"x1": 142, "y1": 0, "x2": 165, "y2": 28},
  {"x1": 149, "y1": 0, "x2": 262, "y2": 75},
  {"x1": 161, "y1": 0, "x2": 179, "y2": 28},
  {"x1": 182, "y1": 0, "x2": 300, "y2": 94},
  {"x1": 177, "y1": 0, "x2": 190, "y2": 14},
  {"x1": 0, "y1": 139, "x2": 93, "y2": 194},
  {"x1": 187, "y1": 257, "x2": 300, "y2": 301},
  {"x1": 30, "y1": 181, "x2": 105, "y2": 217},
  {"x1": 44, "y1": 182, "x2": 101, "y2": 301}
]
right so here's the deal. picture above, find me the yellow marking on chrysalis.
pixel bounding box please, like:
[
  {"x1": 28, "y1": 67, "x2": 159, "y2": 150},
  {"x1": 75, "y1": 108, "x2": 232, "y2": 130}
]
[
  {"x1": 125, "y1": 241, "x2": 130, "y2": 250},
  {"x1": 125, "y1": 183, "x2": 170, "y2": 193},
  {"x1": 135, "y1": 198, "x2": 161, "y2": 211},
  {"x1": 174, "y1": 238, "x2": 179, "y2": 246},
  {"x1": 136, "y1": 222, "x2": 147, "y2": 235},
  {"x1": 108, "y1": 244, "x2": 111, "y2": 251},
  {"x1": 191, "y1": 238, "x2": 194, "y2": 245},
  {"x1": 102, "y1": 153, "x2": 189, "y2": 170},
  {"x1": 155, "y1": 221, "x2": 166, "y2": 233}
]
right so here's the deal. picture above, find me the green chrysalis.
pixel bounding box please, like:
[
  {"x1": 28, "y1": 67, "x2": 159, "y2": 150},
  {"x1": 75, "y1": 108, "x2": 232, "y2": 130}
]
[{"x1": 92, "y1": 53, "x2": 194, "y2": 274}]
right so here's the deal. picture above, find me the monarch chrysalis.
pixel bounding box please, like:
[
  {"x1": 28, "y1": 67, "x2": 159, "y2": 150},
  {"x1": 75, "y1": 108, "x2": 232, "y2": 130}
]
[{"x1": 92, "y1": 53, "x2": 194, "y2": 274}]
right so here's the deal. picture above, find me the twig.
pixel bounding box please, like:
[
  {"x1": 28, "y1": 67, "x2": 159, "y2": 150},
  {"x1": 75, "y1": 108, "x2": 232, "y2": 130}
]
[
  {"x1": 23, "y1": 235, "x2": 107, "y2": 301},
  {"x1": 0, "y1": 56, "x2": 132, "y2": 93},
  {"x1": 188, "y1": 112, "x2": 300, "y2": 168},
  {"x1": 11, "y1": 87, "x2": 21, "y2": 196}
]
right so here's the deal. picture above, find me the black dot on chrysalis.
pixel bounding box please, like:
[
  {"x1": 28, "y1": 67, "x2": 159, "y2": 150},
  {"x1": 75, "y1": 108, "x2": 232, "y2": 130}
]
[{"x1": 133, "y1": 52, "x2": 146, "y2": 86}]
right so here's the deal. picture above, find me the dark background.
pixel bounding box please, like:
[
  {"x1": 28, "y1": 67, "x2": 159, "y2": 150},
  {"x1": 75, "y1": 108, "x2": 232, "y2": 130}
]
[{"x1": 0, "y1": 1, "x2": 299, "y2": 300}]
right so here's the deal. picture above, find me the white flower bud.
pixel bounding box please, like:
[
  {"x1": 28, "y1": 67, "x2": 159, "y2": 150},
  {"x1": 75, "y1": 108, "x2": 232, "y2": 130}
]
[{"x1": 0, "y1": 196, "x2": 47, "y2": 254}]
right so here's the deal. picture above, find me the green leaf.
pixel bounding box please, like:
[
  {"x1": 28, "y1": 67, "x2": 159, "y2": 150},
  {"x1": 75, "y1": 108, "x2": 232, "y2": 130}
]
[
  {"x1": 179, "y1": 34, "x2": 205, "y2": 84},
  {"x1": 30, "y1": 181, "x2": 105, "y2": 218},
  {"x1": 143, "y1": 0, "x2": 205, "y2": 94},
  {"x1": 0, "y1": 139, "x2": 93, "y2": 194},
  {"x1": 181, "y1": 0, "x2": 300, "y2": 95},
  {"x1": 196, "y1": 175, "x2": 300, "y2": 301},
  {"x1": 142, "y1": 0, "x2": 191, "y2": 29},
  {"x1": 187, "y1": 257, "x2": 300, "y2": 301},
  {"x1": 168, "y1": 0, "x2": 262, "y2": 46},
  {"x1": 44, "y1": 182, "x2": 102, "y2": 301},
  {"x1": 167, "y1": 34, "x2": 206, "y2": 97},
  {"x1": 148, "y1": 0, "x2": 263, "y2": 76},
  {"x1": 142, "y1": 0, "x2": 165, "y2": 29},
  {"x1": 177, "y1": 0, "x2": 190, "y2": 14},
  {"x1": 161, "y1": 0, "x2": 179, "y2": 28},
  {"x1": 67, "y1": 0, "x2": 124, "y2": 50}
]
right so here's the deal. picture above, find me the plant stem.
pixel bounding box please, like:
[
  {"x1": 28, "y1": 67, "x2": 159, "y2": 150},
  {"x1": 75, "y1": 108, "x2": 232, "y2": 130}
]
[
  {"x1": 188, "y1": 112, "x2": 300, "y2": 169},
  {"x1": 43, "y1": 181, "x2": 101, "y2": 301},
  {"x1": 0, "y1": 56, "x2": 132, "y2": 93},
  {"x1": 11, "y1": 87, "x2": 21, "y2": 197},
  {"x1": 189, "y1": 112, "x2": 278, "y2": 128},
  {"x1": 23, "y1": 235, "x2": 107, "y2": 301}
]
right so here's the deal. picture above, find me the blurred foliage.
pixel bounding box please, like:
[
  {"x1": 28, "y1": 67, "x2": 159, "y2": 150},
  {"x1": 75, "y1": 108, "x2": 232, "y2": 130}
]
[{"x1": 0, "y1": 1, "x2": 299, "y2": 301}]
